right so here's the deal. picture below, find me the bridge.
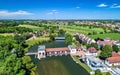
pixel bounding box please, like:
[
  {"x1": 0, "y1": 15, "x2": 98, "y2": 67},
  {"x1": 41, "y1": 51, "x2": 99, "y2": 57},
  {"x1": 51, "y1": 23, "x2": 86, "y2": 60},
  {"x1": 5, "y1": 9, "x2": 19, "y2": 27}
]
[
  {"x1": 26, "y1": 52, "x2": 38, "y2": 55},
  {"x1": 55, "y1": 37, "x2": 65, "y2": 40}
]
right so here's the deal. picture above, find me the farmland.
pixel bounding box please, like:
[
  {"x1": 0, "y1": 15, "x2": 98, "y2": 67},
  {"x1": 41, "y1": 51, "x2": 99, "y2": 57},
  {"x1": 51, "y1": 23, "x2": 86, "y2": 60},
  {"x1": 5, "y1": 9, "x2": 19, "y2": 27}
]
[
  {"x1": 60, "y1": 25, "x2": 105, "y2": 35},
  {"x1": 18, "y1": 24, "x2": 44, "y2": 31},
  {"x1": 88, "y1": 33, "x2": 120, "y2": 40}
]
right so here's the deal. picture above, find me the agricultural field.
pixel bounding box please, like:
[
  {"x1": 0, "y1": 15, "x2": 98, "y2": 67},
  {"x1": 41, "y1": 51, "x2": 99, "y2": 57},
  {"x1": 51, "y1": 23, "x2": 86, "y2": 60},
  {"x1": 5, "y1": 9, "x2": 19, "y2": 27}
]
[
  {"x1": 31, "y1": 56, "x2": 90, "y2": 75},
  {"x1": 60, "y1": 25, "x2": 105, "y2": 35},
  {"x1": 88, "y1": 33, "x2": 120, "y2": 40},
  {"x1": 18, "y1": 24, "x2": 44, "y2": 31}
]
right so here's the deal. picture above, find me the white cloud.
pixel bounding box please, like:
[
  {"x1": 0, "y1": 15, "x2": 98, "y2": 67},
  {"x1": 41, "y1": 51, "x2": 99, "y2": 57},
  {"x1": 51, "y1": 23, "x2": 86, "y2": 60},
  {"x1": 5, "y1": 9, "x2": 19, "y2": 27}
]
[
  {"x1": 76, "y1": 6, "x2": 80, "y2": 8},
  {"x1": 97, "y1": 3, "x2": 108, "y2": 7},
  {"x1": 47, "y1": 10, "x2": 59, "y2": 15},
  {"x1": 0, "y1": 10, "x2": 33, "y2": 17},
  {"x1": 110, "y1": 4, "x2": 120, "y2": 8}
]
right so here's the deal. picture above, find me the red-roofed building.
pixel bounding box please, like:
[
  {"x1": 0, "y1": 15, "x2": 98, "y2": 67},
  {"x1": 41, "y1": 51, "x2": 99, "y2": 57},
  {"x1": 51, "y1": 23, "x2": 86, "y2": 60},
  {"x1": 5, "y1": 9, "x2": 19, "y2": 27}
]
[
  {"x1": 46, "y1": 47, "x2": 70, "y2": 56},
  {"x1": 105, "y1": 52, "x2": 120, "y2": 66},
  {"x1": 86, "y1": 47, "x2": 98, "y2": 56},
  {"x1": 97, "y1": 40, "x2": 115, "y2": 48}
]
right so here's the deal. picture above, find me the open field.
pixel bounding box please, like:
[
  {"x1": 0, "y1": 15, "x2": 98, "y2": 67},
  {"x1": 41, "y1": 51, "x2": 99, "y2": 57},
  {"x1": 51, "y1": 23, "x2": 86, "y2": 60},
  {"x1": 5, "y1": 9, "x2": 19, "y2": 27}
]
[
  {"x1": 88, "y1": 33, "x2": 120, "y2": 40},
  {"x1": 60, "y1": 25, "x2": 105, "y2": 35},
  {"x1": 0, "y1": 33, "x2": 13, "y2": 36},
  {"x1": 32, "y1": 56, "x2": 90, "y2": 75},
  {"x1": 18, "y1": 24, "x2": 44, "y2": 31}
]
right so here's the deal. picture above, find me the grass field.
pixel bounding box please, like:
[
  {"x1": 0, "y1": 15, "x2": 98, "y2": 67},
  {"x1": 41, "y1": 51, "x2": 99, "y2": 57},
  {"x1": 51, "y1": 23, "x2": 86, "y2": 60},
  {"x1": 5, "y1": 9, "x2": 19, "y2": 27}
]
[
  {"x1": 18, "y1": 24, "x2": 44, "y2": 31},
  {"x1": 88, "y1": 33, "x2": 120, "y2": 40},
  {"x1": 61, "y1": 25, "x2": 105, "y2": 35},
  {"x1": 33, "y1": 56, "x2": 90, "y2": 75},
  {"x1": 26, "y1": 36, "x2": 50, "y2": 46},
  {"x1": 0, "y1": 33, "x2": 13, "y2": 36},
  {"x1": 73, "y1": 56, "x2": 92, "y2": 72}
]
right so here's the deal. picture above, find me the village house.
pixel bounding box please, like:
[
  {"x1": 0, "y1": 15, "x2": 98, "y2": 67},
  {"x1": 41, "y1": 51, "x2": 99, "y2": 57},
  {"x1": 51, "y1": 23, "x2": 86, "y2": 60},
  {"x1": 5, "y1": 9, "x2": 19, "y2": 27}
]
[
  {"x1": 105, "y1": 52, "x2": 120, "y2": 66},
  {"x1": 113, "y1": 40, "x2": 120, "y2": 47},
  {"x1": 85, "y1": 55, "x2": 106, "y2": 71},
  {"x1": 97, "y1": 38, "x2": 115, "y2": 48},
  {"x1": 78, "y1": 33, "x2": 96, "y2": 44},
  {"x1": 37, "y1": 45, "x2": 77, "y2": 59},
  {"x1": 46, "y1": 47, "x2": 70, "y2": 56},
  {"x1": 86, "y1": 47, "x2": 98, "y2": 56}
]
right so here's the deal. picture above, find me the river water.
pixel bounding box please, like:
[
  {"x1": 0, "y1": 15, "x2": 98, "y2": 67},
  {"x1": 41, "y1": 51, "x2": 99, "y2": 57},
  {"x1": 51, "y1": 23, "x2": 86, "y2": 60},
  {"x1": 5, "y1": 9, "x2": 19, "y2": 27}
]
[{"x1": 29, "y1": 40, "x2": 90, "y2": 75}]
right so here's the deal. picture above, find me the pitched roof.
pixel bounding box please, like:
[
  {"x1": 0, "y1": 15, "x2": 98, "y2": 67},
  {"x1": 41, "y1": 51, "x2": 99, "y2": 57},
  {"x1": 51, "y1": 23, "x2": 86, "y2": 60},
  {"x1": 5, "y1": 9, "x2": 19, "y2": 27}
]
[
  {"x1": 107, "y1": 52, "x2": 120, "y2": 63},
  {"x1": 107, "y1": 56, "x2": 120, "y2": 63},
  {"x1": 112, "y1": 52, "x2": 120, "y2": 57},
  {"x1": 97, "y1": 40, "x2": 114, "y2": 46},
  {"x1": 45, "y1": 47, "x2": 70, "y2": 52},
  {"x1": 87, "y1": 47, "x2": 97, "y2": 53}
]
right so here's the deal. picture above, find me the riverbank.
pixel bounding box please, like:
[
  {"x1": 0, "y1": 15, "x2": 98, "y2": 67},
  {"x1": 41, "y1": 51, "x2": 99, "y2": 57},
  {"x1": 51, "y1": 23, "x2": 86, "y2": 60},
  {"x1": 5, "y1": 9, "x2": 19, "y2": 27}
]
[{"x1": 25, "y1": 36, "x2": 51, "y2": 51}]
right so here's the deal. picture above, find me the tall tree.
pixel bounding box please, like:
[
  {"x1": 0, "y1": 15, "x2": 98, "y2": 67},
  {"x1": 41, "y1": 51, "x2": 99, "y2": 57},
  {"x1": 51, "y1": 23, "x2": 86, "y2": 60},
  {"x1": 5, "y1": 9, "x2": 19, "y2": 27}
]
[
  {"x1": 65, "y1": 33, "x2": 72, "y2": 45},
  {"x1": 100, "y1": 45, "x2": 112, "y2": 60},
  {"x1": 95, "y1": 69, "x2": 102, "y2": 75},
  {"x1": 112, "y1": 45, "x2": 119, "y2": 52},
  {"x1": 106, "y1": 72, "x2": 111, "y2": 75}
]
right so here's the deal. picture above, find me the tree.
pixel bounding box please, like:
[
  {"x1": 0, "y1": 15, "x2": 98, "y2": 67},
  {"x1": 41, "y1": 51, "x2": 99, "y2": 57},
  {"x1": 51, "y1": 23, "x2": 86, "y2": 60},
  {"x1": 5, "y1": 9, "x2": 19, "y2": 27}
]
[
  {"x1": 95, "y1": 69, "x2": 102, "y2": 75},
  {"x1": 100, "y1": 45, "x2": 112, "y2": 60},
  {"x1": 112, "y1": 45, "x2": 119, "y2": 52},
  {"x1": 65, "y1": 33, "x2": 72, "y2": 45},
  {"x1": 106, "y1": 72, "x2": 111, "y2": 75},
  {"x1": 74, "y1": 35, "x2": 79, "y2": 41},
  {"x1": 89, "y1": 43, "x2": 99, "y2": 50}
]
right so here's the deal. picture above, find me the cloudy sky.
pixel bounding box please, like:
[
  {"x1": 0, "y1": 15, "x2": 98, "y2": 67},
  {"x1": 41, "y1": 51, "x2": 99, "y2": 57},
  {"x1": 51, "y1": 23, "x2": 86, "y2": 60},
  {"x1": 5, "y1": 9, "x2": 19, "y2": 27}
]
[{"x1": 0, "y1": 0, "x2": 120, "y2": 19}]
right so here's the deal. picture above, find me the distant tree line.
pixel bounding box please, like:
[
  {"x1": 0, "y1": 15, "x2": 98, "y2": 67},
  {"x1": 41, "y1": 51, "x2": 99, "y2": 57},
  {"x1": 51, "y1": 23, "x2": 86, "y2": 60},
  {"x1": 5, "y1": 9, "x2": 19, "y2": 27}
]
[{"x1": 0, "y1": 27, "x2": 32, "y2": 33}]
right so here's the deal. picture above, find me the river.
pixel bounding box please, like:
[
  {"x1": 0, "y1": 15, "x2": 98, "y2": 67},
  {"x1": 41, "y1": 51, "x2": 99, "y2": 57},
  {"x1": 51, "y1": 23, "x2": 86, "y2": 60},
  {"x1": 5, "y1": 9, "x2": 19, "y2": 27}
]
[{"x1": 29, "y1": 40, "x2": 90, "y2": 75}]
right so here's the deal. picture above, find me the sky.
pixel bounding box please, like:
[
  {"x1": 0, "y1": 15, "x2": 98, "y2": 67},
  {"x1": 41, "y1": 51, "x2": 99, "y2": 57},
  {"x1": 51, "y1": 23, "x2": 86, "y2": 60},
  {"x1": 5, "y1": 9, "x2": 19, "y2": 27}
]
[{"x1": 0, "y1": 0, "x2": 120, "y2": 19}]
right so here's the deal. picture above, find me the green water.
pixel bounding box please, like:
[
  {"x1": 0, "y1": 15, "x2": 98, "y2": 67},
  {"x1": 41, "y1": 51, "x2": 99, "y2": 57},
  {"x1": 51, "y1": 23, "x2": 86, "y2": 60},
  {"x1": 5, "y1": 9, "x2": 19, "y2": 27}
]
[{"x1": 29, "y1": 40, "x2": 90, "y2": 75}]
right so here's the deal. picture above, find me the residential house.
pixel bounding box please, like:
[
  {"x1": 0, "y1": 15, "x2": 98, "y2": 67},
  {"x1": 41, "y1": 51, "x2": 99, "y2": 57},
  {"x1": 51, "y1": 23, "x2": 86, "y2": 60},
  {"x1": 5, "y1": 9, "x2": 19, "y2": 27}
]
[
  {"x1": 85, "y1": 56, "x2": 106, "y2": 71},
  {"x1": 86, "y1": 47, "x2": 98, "y2": 56},
  {"x1": 105, "y1": 52, "x2": 120, "y2": 66}
]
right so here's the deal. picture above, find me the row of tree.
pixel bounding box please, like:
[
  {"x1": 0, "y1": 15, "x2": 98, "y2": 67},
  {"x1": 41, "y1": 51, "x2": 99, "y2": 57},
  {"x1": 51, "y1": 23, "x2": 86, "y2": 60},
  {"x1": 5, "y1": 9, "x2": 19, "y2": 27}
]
[
  {"x1": 0, "y1": 27, "x2": 33, "y2": 33},
  {"x1": 0, "y1": 35, "x2": 36, "y2": 75}
]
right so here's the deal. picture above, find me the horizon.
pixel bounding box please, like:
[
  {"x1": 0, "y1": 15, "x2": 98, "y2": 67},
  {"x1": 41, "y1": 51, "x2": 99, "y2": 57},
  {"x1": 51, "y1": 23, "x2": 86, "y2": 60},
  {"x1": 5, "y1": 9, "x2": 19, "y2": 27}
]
[{"x1": 1, "y1": 0, "x2": 120, "y2": 19}]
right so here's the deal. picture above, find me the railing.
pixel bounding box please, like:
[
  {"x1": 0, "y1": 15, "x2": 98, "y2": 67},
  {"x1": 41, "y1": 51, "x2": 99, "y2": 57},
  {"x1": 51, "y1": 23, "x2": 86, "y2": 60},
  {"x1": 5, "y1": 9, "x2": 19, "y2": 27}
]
[{"x1": 26, "y1": 52, "x2": 38, "y2": 55}]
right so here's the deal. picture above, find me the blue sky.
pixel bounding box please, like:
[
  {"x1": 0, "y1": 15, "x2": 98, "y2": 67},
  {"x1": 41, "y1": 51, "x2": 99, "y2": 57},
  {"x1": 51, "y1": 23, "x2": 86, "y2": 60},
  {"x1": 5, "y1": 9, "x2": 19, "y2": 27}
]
[{"x1": 0, "y1": 0, "x2": 120, "y2": 19}]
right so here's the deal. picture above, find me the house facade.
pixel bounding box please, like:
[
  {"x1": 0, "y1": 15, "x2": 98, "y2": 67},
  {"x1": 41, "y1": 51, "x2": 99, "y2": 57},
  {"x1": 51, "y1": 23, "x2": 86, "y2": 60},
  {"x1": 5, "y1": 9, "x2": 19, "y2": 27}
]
[
  {"x1": 85, "y1": 56, "x2": 106, "y2": 71},
  {"x1": 37, "y1": 45, "x2": 77, "y2": 59},
  {"x1": 105, "y1": 52, "x2": 120, "y2": 66},
  {"x1": 86, "y1": 47, "x2": 98, "y2": 56}
]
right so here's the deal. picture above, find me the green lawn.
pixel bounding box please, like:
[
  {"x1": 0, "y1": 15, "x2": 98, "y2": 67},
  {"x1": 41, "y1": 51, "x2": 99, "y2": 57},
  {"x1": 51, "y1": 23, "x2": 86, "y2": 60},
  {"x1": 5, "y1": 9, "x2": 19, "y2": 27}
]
[
  {"x1": 61, "y1": 25, "x2": 105, "y2": 35},
  {"x1": 88, "y1": 33, "x2": 120, "y2": 40},
  {"x1": 33, "y1": 56, "x2": 90, "y2": 75},
  {"x1": 92, "y1": 72, "x2": 110, "y2": 75},
  {"x1": 72, "y1": 56, "x2": 92, "y2": 72},
  {"x1": 0, "y1": 33, "x2": 13, "y2": 36},
  {"x1": 18, "y1": 24, "x2": 44, "y2": 31}
]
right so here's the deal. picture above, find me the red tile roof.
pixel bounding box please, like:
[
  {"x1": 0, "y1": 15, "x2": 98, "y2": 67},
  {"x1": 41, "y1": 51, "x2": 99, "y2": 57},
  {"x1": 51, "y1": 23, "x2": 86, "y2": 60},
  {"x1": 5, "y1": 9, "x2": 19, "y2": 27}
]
[
  {"x1": 45, "y1": 47, "x2": 70, "y2": 52},
  {"x1": 107, "y1": 52, "x2": 120, "y2": 63},
  {"x1": 76, "y1": 46, "x2": 82, "y2": 50},
  {"x1": 87, "y1": 47, "x2": 97, "y2": 53},
  {"x1": 107, "y1": 56, "x2": 120, "y2": 63},
  {"x1": 112, "y1": 52, "x2": 120, "y2": 57},
  {"x1": 98, "y1": 40, "x2": 113, "y2": 46}
]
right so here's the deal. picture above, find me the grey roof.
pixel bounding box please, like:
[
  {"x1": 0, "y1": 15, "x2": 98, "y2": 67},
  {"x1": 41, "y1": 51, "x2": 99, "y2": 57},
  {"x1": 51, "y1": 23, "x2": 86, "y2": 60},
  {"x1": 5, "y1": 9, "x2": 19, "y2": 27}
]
[
  {"x1": 68, "y1": 45, "x2": 76, "y2": 49},
  {"x1": 38, "y1": 45, "x2": 45, "y2": 51},
  {"x1": 113, "y1": 68, "x2": 120, "y2": 75},
  {"x1": 86, "y1": 55, "x2": 102, "y2": 63}
]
